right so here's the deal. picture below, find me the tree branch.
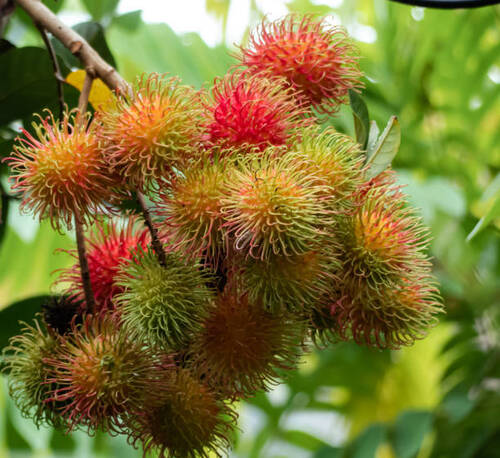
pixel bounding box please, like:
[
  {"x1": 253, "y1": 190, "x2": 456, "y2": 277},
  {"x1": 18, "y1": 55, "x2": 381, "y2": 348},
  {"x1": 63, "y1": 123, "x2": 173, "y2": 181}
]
[
  {"x1": 77, "y1": 71, "x2": 94, "y2": 114},
  {"x1": 34, "y1": 22, "x2": 65, "y2": 117},
  {"x1": 15, "y1": 0, "x2": 130, "y2": 94}
]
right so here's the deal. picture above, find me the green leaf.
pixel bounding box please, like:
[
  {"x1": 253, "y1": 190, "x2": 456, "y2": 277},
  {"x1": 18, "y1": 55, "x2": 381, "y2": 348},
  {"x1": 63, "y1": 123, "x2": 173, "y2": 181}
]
[
  {"x1": 348, "y1": 424, "x2": 386, "y2": 458},
  {"x1": 467, "y1": 173, "x2": 500, "y2": 241},
  {"x1": 314, "y1": 445, "x2": 343, "y2": 458},
  {"x1": 366, "y1": 120, "x2": 380, "y2": 156},
  {"x1": 52, "y1": 22, "x2": 116, "y2": 72},
  {"x1": 391, "y1": 410, "x2": 433, "y2": 458},
  {"x1": 0, "y1": 183, "x2": 10, "y2": 248},
  {"x1": 0, "y1": 295, "x2": 50, "y2": 351},
  {"x1": 365, "y1": 116, "x2": 401, "y2": 179},
  {"x1": 279, "y1": 429, "x2": 330, "y2": 451},
  {"x1": 111, "y1": 10, "x2": 143, "y2": 31},
  {"x1": 81, "y1": 0, "x2": 120, "y2": 21},
  {"x1": 349, "y1": 89, "x2": 369, "y2": 150}
]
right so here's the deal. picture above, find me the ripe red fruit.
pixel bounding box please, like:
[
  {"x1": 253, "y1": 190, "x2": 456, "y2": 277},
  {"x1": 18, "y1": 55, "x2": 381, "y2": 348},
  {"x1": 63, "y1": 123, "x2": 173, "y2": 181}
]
[
  {"x1": 59, "y1": 216, "x2": 149, "y2": 312},
  {"x1": 202, "y1": 70, "x2": 310, "y2": 153},
  {"x1": 239, "y1": 15, "x2": 363, "y2": 114}
]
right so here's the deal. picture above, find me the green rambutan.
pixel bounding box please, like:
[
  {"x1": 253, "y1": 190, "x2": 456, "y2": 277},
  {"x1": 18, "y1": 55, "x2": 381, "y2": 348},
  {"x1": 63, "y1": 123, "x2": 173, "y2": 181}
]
[
  {"x1": 222, "y1": 152, "x2": 327, "y2": 260},
  {"x1": 44, "y1": 315, "x2": 172, "y2": 433},
  {"x1": 156, "y1": 158, "x2": 229, "y2": 259},
  {"x1": 128, "y1": 368, "x2": 236, "y2": 458},
  {"x1": 115, "y1": 249, "x2": 213, "y2": 350},
  {"x1": 187, "y1": 283, "x2": 305, "y2": 398},
  {"x1": 5, "y1": 110, "x2": 120, "y2": 229},
  {"x1": 288, "y1": 126, "x2": 365, "y2": 212},
  {"x1": 242, "y1": 245, "x2": 339, "y2": 312},
  {"x1": 2, "y1": 320, "x2": 66, "y2": 428},
  {"x1": 97, "y1": 73, "x2": 204, "y2": 190}
]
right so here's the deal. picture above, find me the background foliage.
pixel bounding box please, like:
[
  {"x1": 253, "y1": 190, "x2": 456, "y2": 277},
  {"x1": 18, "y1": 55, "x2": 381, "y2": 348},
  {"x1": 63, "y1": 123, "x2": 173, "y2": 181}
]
[{"x1": 0, "y1": 0, "x2": 499, "y2": 456}]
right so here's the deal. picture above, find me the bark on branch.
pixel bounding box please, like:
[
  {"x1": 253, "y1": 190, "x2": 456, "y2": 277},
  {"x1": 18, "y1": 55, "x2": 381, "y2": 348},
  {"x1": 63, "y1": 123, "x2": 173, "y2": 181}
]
[{"x1": 15, "y1": 0, "x2": 130, "y2": 94}]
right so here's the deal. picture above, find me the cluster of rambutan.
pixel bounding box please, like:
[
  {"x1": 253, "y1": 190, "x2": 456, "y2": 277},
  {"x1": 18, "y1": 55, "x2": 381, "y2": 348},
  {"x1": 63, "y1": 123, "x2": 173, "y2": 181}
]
[{"x1": 2, "y1": 15, "x2": 443, "y2": 458}]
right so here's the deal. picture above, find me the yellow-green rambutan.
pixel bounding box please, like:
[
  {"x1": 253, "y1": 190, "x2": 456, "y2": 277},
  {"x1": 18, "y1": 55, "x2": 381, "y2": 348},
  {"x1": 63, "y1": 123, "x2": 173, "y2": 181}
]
[
  {"x1": 127, "y1": 368, "x2": 236, "y2": 458},
  {"x1": 44, "y1": 315, "x2": 172, "y2": 433},
  {"x1": 288, "y1": 126, "x2": 365, "y2": 213},
  {"x1": 97, "y1": 73, "x2": 204, "y2": 190},
  {"x1": 2, "y1": 320, "x2": 66, "y2": 428},
  {"x1": 115, "y1": 249, "x2": 213, "y2": 350},
  {"x1": 202, "y1": 70, "x2": 310, "y2": 153},
  {"x1": 58, "y1": 216, "x2": 149, "y2": 312},
  {"x1": 156, "y1": 158, "x2": 229, "y2": 260},
  {"x1": 242, "y1": 245, "x2": 340, "y2": 312},
  {"x1": 187, "y1": 283, "x2": 305, "y2": 398},
  {"x1": 5, "y1": 110, "x2": 119, "y2": 229},
  {"x1": 222, "y1": 152, "x2": 327, "y2": 260},
  {"x1": 238, "y1": 14, "x2": 363, "y2": 114}
]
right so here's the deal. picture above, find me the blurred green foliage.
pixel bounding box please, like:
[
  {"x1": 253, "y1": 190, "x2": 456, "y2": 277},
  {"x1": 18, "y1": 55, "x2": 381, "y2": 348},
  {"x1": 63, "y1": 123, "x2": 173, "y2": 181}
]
[{"x1": 0, "y1": 0, "x2": 498, "y2": 457}]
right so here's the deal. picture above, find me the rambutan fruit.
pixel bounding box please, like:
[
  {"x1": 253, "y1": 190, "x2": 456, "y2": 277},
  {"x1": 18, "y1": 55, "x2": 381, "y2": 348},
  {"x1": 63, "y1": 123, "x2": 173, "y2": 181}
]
[
  {"x1": 116, "y1": 249, "x2": 213, "y2": 350},
  {"x1": 2, "y1": 320, "x2": 66, "y2": 428},
  {"x1": 238, "y1": 15, "x2": 363, "y2": 114},
  {"x1": 5, "y1": 110, "x2": 119, "y2": 230},
  {"x1": 242, "y1": 245, "x2": 340, "y2": 312},
  {"x1": 313, "y1": 274, "x2": 443, "y2": 349},
  {"x1": 156, "y1": 158, "x2": 229, "y2": 260},
  {"x1": 222, "y1": 152, "x2": 327, "y2": 260},
  {"x1": 97, "y1": 73, "x2": 204, "y2": 190},
  {"x1": 44, "y1": 315, "x2": 172, "y2": 433},
  {"x1": 128, "y1": 368, "x2": 236, "y2": 458},
  {"x1": 187, "y1": 283, "x2": 305, "y2": 398},
  {"x1": 202, "y1": 70, "x2": 310, "y2": 153},
  {"x1": 58, "y1": 216, "x2": 149, "y2": 312},
  {"x1": 342, "y1": 176, "x2": 431, "y2": 293},
  {"x1": 289, "y1": 126, "x2": 365, "y2": 212}
]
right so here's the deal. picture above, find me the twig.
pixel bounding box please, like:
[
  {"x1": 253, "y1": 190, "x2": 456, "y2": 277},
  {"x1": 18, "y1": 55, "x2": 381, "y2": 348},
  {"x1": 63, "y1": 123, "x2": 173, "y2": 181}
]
[
  {"x1": 34, "y1": 22, "x2": 65, "y2": 117},
  {"x1": 77, "y1": 71, "x2": 94, "y2": 114},
  {"x1": 15, "y1": 0, "x2": 130, "y2": 94},
  {"x1": 136, "y1": 191, "x2": 167, "y2": 267},
  {"x1": 74, "y1": 208, "x2": 95, "y2": 313}
]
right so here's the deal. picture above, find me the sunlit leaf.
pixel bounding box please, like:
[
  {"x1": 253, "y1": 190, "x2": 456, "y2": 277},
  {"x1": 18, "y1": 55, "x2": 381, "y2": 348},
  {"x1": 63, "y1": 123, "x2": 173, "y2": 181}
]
[
  {"x1": 66, "y1": 69, "x2": 114, "y2": 110},
  {"x1": 365, "y1": 116, "x2": 401, "y2": 178}
]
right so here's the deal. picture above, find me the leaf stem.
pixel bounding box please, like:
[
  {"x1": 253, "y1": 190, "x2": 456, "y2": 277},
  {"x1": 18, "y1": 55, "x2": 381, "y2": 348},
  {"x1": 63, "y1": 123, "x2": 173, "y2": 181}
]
[{"x1": 74, "y1": 208, "x2": 95, "y2": 313}]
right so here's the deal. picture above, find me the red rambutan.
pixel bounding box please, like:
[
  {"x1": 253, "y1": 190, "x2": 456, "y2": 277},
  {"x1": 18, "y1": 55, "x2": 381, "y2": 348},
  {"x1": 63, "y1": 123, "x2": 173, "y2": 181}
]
[
  {"x1": 238, "y1": 15, "x2": 363, "y2": 114},
  {"x1": 202, "y1": 70, "x2": 310, "y2": 153},
  {"x1": 5, "y1": 110, "x2": 119, "y2": 230},
  {"x1": 97, "y1": 73, "x2": 204, "y2": 190},
  {"x1": 187, "y1": 282, "x2": 305, "y2": 398},
  {"x1": 58, "y1": 216, "x2": 149, "y2": 312},
  {"x1": 127, "y1": 368, "x2": 236, "y2": 458}
]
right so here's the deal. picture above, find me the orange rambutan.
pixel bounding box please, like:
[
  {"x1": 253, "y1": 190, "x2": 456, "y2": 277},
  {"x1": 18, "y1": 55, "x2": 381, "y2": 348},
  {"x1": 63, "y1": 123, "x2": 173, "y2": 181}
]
[
  {"x1": 97, "y1": 73, "x2": 204, "y2": 190},
  {"x1": 58, "y1": 216, "x2": 149, "y2": 312},
  {"x1": 222, "y1": 152, "x2": 327, "y2": 260},
  {"x1": 156, "y1": 158, "x2": 229, "y2": 259},
  {"x1": 202, "y1": 70, "x2": 310, "y2": 153},
  {"x1": 238, "y1": 15, "x2": 363, "y2": 114},
  {"x1": 127, "y1": 368, "x2": 236, "y2": 458},
  {"x1": 187, "y1": 283, "x2": 305, "y2": 398},
  {"x1": 44, "y1": 315, "x2": 172, "y2": 434},
  {"x1": 5, "y1": 110, "x2": 119, "y2": 229}
]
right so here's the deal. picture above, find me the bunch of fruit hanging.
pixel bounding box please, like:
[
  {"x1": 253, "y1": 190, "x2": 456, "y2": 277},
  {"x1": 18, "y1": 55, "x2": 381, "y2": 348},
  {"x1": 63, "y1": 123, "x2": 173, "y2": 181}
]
[{"x1": 2, "y1": 14, "x2": 443, "y2": 458}]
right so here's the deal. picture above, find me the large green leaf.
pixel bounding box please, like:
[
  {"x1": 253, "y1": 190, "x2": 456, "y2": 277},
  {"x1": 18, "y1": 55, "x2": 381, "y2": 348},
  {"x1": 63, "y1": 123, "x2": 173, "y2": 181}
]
[
  {"x1": 391, "y1": 410, "x2": 433, "y2": 458},
  {"x1": 347, "y1": 423, "x2": 387, "y2": 458},
  {"x1": 81, "y1": 0, "x2": 120, "y2": 22},
  {"x1": 467, "y1": 173, "x2": 500, "y2": 241},
  {"x1": 0, "y1": 295, "x2": 50, "y2": 351}
]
